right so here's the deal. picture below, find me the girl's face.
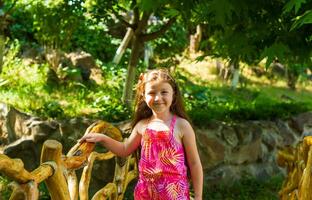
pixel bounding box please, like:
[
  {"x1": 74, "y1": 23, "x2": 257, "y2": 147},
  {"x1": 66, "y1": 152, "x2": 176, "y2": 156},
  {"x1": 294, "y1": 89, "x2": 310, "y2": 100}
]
[{"x1": 144, "y1": 81, "x2": 174, "y2": 114}]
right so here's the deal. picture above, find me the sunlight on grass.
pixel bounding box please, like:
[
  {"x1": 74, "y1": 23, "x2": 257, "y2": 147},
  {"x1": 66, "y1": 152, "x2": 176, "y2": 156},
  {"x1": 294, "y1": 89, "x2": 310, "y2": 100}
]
[
  {"x1": 0, "y1": 53, "x2": 311, "y2": 123},
  {"x1": 177, "y1": 55, "x2": 312, "y2": 107}
]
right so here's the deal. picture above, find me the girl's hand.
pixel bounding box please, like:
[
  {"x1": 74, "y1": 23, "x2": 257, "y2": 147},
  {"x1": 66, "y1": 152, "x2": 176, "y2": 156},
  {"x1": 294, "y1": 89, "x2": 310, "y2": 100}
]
[
  {"x1": 79, "y1": 133, "x2": 106, "y2": 143},
  {"x1": 194, "y1": 196, "x2": 202, "y2": 200},
  {"x1": 190, "y1": 195, "x2": 202, "y2": 200}
]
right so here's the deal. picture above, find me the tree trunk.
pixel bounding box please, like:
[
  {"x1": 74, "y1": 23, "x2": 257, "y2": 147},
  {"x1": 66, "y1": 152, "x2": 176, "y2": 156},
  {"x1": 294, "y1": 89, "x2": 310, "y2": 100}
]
[
  {"x1": 113, "y1": 28, "x2": 134, "y2": 64},
  {"x1": 120, "y1": 12, "x2": 174, "y2": 106},
  {"x1": 189, "y1": 24, "x2": 202, "y2": 54},
  {"x1": 144, "y1": 42, "x2": 153, "y2": 67},
  {"x1": 196, "y1": 24, "x2": 202, "y2": 45},
  {"x1": 122, "y1": 36, "x2": 143, "y2": 107},
  {"x1": 231, "y1": 60, "x2": 240, "y2": 89},
  {"x1": 224, "y1": 60, "x2": 233, "y2": 80},
  {"x1": 216, "y1": 59, "x2": 223, "y2": 77},
  {"x1": 0, "y1": 35, "x2": 4, "y2": 74},
  {"x1": 286, "y1": 67, "x2": 298, "y2": 90}
]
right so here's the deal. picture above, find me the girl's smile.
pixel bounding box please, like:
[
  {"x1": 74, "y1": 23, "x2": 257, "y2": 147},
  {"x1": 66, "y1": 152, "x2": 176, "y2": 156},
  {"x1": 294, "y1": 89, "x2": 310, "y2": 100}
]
[{"x1": 144, "y1": 81, "x2": 174, "y2": 114}]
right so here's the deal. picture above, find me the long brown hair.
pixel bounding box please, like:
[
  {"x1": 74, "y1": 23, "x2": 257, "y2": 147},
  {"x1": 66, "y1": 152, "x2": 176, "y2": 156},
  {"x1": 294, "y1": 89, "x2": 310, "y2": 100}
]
[{"x1": 131, "y1": 68, "x2": 189, "y2": 128}]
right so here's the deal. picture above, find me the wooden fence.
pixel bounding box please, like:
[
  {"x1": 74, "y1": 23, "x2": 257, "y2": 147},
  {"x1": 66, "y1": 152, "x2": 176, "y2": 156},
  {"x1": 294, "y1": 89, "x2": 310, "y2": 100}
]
[
  {"x1": 0, "y1": 121, "x2": 137, "y2": 200},
  {"x1": 277, "y1": 136, "x2": 312, "y2": 200}
]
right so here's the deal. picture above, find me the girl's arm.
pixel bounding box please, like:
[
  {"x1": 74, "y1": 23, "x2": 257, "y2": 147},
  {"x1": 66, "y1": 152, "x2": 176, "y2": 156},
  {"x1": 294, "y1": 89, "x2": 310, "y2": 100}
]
[
  {"x1": 180, "y1": 119, "x2": 203, "y2": 200},
  {"x1": 79, "y1": 123, "x2": 142, "y2": 157}
]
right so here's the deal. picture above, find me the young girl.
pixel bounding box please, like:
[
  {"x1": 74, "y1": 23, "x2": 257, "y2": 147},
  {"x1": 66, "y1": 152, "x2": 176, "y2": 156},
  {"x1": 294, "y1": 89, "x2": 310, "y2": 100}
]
[{"x1": 80, "y1": 69, "x2": 203, "y2": 200}]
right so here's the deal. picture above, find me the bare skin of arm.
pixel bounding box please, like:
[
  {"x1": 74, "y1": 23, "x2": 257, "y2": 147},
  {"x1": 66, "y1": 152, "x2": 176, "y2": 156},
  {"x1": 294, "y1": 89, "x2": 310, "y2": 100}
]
[
  {"x1": 178, "y1": 118, "x2": 203, "y2": 200},
  {"x1": 79, "y1": 122, "x2": 143, "y2": 157}
]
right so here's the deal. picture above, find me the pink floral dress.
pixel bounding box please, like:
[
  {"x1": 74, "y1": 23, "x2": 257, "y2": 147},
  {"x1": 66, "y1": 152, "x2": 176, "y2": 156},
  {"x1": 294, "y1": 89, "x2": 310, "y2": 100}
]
[{"x1": 134, "y1": 115, "x2": 190, "y2": 200}]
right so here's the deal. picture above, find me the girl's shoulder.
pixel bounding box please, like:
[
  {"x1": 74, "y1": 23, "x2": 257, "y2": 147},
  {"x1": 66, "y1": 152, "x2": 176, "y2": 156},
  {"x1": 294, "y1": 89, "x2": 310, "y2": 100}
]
[
  {"x1": 175, "y1": 116, "x2": 194, "y2": 137},
  {"x1": 175, "y1": 116, "x2": 191, "y2": 128},
  {"x1": 133, "y1": 118, "x2": 149, "y2": 135}
]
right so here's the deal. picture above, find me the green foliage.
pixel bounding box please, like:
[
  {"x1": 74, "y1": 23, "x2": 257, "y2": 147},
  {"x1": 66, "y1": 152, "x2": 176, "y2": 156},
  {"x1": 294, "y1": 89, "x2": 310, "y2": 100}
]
[
  {"x1": 187, "y1": 89, "x2": 310, "y2": 126},
  {"x1": 151, "y1": 22, "x2": 188, "y2": 58},
  {"x1": 0, "y1": 49, "x2": 132, "y2": 121},
  {"x1": 260, "y1": 43, "x2": 291, "y2": 68},
  {"x1": 1, "y1": 46, "x2": 311, "y2": 124},
  {"x1": 0, "y1": 175, "x2": 11, "y2": 199},
  {"x1": 175, "y1": 72, "x2": 312, "y2": 126},
  {"x1": 39, "y1": 101, "x2": 65, "y2": 119},
  {"x1": 58, "y1": 66, "x2": 82, "y2": 80},
  {"x1": 30, "y1": 0, "x2": 85, "y2": 49},
  {"x1": 195, "y1": 0, "x2": 312, "y2": 90},
  {"x1": 70, "y1": 18, "x2": 117, "y2": 61},
  {"x1": 8, "y1": 5, "x2": 35, "y2": 41},
  {"x1": 0, "y1": 175, "x2": 50, "y2": 199},
  {"x1": 283, "y1": 0, "x2": 307, "y2": 14},
  {"x1": 92, "y1": 91, "x2": 131, "y2": 122},
  {"x1": 291, "y1": 10, "x2": 312, "y2": 30},
  {"x1": 206, "y1": 0, "x2": 235, "y2": 25},
  {"x1": 204, "y1": 175, "x2": 283, "y2": 200},
  {"x1": 90, "y1": 63, "x2": 131, "y2": 121},
  {"x1": 38, "y1": 182, "x2": 50, "y2": 200},
  {"x1": 1, "y1": 39, "x2": 47, "y2": 89}
]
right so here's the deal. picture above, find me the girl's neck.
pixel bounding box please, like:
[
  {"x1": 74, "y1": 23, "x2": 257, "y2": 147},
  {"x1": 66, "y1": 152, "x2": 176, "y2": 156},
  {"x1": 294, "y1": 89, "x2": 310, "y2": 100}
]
[{"x1": 150, "y1": 112, "x2": 173, "y2": 122}]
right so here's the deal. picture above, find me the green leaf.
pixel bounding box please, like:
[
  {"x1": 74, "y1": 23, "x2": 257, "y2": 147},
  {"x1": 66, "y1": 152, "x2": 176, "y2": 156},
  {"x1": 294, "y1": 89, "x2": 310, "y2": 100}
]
[
  {"x1": 207, "y1": 0, "x2": 234, "y2": 25},
  {"x1": 138, "y1": 0, "x2": 164, "y2": 11},
  {"x1": 163, "y1": 8, "x2": 179, "y2": 18},
  {"x1": 260, "y1": 43, "x2": 290, "y2": 68},
  {"x1": 283, "y1": 0, "x2": 306, "y2": 14},
  {"x1": 291, "y1": 9, "x2": 312, "y2": 30}
]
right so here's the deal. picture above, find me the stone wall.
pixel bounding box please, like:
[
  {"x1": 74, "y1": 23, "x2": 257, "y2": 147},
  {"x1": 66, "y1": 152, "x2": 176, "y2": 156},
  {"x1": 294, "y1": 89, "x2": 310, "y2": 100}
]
[{"x1": 1, "y1": 102, "x2": 312, "y2": 189}]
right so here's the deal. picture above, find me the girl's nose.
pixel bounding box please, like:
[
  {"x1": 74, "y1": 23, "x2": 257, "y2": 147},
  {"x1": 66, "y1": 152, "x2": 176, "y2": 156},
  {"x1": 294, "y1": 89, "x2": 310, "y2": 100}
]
[{"x1": 154, "y1": 94, "x2": 161, "y2": 101}]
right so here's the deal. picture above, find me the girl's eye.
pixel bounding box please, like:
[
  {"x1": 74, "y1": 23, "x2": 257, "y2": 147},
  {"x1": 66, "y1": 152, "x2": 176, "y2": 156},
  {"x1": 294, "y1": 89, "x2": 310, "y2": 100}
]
[{"x1": 162, "y1": 91, "x2": 168, "y2": 94}]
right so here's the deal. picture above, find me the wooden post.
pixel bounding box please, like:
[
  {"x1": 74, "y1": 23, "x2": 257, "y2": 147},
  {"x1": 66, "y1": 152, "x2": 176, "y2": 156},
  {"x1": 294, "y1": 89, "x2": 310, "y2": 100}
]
[
  {"x1": 41, "y1": 140, "x2": 70, "y2": 200},
  {"x1": 79, "y1": 151, "x2": 115, "y2": 200},
  {"x1": 67, "y1": 170, "x2": 79, "y2": 200},
  {"x1": 299, "y1": 147, "x2": 312, "y2": 199},
  {"x1": 114, "y1": 156, "x2": 138, "y2": 200},
  {"x1": 8, "y1": 181, "x2": 39, "y2": 200},
  {"x1": 31, "y1": 161, "x2": 56, "y2": 183},
  {"x1": 124, "y1": 157, "x2": 138, "y2": 190},
  {"x1": 0, "y1": 154, "x2": 34, "y2": 183},
  {"x1": 91, "y1": 183, "x2": 118, "y2": 200},
  {"x1": 8, "y1": 182, "x2": 26, "y2": 200}
]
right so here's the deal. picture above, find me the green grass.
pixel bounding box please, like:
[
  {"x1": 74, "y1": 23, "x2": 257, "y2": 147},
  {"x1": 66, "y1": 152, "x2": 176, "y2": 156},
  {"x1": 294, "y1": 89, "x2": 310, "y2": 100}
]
[
  {"x1": 176, "y1": 63, "x2": 312, "y2": 126},
  {"x1": 1, "y1": 58, "x2": 312, "y2": 127},
  {"x1": 204, "y1": 175, "x2": 283, "y2": 200},
  {"x1": 0, "y1": 57, "x2": 131, "y2": 121}
]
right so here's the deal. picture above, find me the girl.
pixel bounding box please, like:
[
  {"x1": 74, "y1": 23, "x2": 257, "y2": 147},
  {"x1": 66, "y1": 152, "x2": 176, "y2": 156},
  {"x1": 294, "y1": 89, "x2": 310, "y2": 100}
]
[{"x1": 80, "y1": 69, "x2": 203, "y2": 200}]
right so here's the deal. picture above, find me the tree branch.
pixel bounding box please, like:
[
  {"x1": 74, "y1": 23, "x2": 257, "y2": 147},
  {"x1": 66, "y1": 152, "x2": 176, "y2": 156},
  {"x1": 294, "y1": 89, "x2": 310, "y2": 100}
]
[
  {"x1": 2, "y1": 0, "x2": 18, "y2": 18},
  {"x1": 110, "y1": 7, "x2": 135, "y2": 29},
  {"x1": 132, "y1": 0, "x2": 139, "y2": 24},
  {"x1": 141, "y1": 17, "x2": 176, "y2": 42},
  {"x1": 135, "y1": 11, "x2": 152, "y2": 34},
  {"x1": 5, "y1": 0, "x2": 18, "y2": 13}
]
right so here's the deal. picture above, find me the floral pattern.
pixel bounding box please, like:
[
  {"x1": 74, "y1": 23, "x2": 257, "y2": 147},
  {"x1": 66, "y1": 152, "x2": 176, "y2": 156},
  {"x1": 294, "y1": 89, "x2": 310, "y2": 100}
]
[{"x1": 134, "y1": 116, "x2": 190, "y2": 200}]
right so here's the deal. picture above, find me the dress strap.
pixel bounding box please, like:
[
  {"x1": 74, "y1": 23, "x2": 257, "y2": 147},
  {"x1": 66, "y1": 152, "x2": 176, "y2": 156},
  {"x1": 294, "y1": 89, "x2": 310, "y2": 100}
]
[{"x1": 169, "y1": 115, "x2": 176, "y2": 136}]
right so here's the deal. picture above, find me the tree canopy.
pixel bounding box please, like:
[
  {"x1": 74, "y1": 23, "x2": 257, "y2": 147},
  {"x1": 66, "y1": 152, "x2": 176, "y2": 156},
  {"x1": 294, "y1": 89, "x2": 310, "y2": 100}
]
[{"x1": 1, "y1": 0, "x2": 311, "y2": 93}]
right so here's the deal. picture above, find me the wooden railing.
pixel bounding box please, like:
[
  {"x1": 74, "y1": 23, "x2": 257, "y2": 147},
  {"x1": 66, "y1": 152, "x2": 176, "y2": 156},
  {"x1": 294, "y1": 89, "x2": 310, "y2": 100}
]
[
  {"x1": 0, "y1": 121, "x2": 138, "y2": 200},
  {"x1": 277, "y1": 136, "x2": 312, "y2": 200}
]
